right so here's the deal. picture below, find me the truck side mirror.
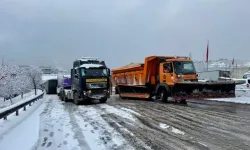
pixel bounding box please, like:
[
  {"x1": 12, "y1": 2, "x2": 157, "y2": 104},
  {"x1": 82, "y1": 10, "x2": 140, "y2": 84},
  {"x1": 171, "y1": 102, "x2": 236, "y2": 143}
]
[
  {"x1": 107, "y1": 68, "x2": 110, "y2": 76},
  {"x1": 74, "y1": 74, "x2": 79, "y2": 78}
]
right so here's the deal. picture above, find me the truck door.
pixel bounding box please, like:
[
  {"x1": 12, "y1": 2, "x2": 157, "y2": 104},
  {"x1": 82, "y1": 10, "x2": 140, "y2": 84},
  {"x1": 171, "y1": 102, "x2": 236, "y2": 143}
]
[{"x1": 160, "y1": 62, "x2": 174, "y2": 85}]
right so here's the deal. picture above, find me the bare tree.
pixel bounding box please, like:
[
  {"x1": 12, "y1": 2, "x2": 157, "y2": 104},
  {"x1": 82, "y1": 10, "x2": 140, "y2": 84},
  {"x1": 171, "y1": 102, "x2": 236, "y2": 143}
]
[{"x1": 26, "y1": 66, "x2": 42, "y2": 95}]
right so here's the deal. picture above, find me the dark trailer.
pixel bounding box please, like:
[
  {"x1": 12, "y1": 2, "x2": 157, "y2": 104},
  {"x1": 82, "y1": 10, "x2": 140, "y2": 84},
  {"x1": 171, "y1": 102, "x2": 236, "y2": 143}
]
[{"x1": 43, "y1": 79, "x2": 58, "y2": 94}]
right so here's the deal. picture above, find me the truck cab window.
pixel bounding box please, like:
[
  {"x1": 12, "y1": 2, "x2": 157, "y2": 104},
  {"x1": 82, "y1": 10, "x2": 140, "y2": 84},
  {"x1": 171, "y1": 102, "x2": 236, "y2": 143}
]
[
  {"x1": 81, "y1": 68, "x2": 108, "y2": 77},
  {"x1": 174, "y1": 61, "x2": 196, "y2": 75},
  {"x1": 163, "y1": 63, "x2": 173, "y2": 73}
]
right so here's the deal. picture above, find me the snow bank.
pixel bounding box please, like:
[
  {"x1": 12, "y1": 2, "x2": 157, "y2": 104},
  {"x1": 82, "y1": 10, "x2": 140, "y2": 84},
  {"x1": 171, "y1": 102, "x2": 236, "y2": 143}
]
[
  {"x1": 207, "y1": 90, "x2": 250, "y2": 104},
  {"x1": 0, "y1": 90, "x2": 43, "y2": 114},
  {"x1": 208, "y1": 97, "x2": 250, "y2": 104},
  {"x1": 0, "y1": 98, "x2": 45, "y2": 150}
]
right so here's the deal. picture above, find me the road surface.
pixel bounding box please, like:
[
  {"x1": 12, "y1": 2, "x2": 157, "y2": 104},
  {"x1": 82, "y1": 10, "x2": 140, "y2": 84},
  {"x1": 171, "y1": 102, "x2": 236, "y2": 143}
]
[{"x1": 2, "y1": 94, "x2": 250, "y2": 150}]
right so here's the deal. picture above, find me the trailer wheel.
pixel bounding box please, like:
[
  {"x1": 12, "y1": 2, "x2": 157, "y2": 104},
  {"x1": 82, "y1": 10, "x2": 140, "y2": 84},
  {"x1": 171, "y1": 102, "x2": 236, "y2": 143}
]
[{"x1": 159, "y1": 89, "x2": 168, "y2": 103}]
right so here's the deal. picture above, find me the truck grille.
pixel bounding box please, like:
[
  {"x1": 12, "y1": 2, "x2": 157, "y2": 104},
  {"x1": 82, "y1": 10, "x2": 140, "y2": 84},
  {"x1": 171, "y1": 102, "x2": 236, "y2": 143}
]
[
  {"x1": 91, "y1": 89, "x2": 105, "y2": 95},
  {"x1": 86, "y1": 82, "x2": 107, "y2": 89}
]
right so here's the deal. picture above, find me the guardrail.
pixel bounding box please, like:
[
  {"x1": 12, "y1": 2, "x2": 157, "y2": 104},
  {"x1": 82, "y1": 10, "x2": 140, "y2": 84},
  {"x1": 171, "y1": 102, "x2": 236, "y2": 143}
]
[{"x1": 0, "y1": 92, "x2": 44, "y2": 120}]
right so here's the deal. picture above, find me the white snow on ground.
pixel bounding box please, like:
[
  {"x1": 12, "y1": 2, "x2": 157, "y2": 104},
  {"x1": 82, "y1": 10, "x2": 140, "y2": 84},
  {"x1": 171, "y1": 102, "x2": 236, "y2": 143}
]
[
  {"x1": 76, "y1": 106, "x2": 134, "y2": 150},
  {"x1": 0, "y1": 90, "x2": 43, "y2": 114},
  {"x1": 207, "y1": 89, "x2": 250, "y2": 104},
  {"x1": 35, "y1": 96, "x2": 81, "y2": 150},
  {"x1": 159, "y1": 123, "x2": 169, "y2": 129},
  {"x1": 0, "y1": 89, "x2": 42, "y2": 109},
  {"x1": 171, "y1": 127, "x2": 185, "y2": 135},
  {"x1": 99, "y1": 105, "x2": 137, "y2": 122},
  {"x1": 120, "y1": 107, "x2": 141, "y2": 116},
  {"x1": 0, "y1": 98, "x2": 46, "y2": 150},
  {"x1": 31, "y1": 96, "x2": 135, "y2": 150},
  {"x1": 159, "y1": 123, "x2": 185, "y2": 135}
]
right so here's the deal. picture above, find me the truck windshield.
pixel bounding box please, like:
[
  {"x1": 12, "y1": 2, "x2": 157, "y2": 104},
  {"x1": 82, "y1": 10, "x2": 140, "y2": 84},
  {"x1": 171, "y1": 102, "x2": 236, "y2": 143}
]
[
  {"x1": 81, "y1": 68, "x2": 108, "y2": 77},
  {"x1": 173, "y1": 61, "x2": 196, "y2": 75}
]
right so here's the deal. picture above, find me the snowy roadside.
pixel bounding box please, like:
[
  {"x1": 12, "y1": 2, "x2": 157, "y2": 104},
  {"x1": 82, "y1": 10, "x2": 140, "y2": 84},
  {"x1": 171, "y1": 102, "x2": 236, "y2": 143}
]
[
  {"x1": 0, "y1": 89, "x2": 43, "y2": 109},
  {"x1": 207, "y1": 89, "x2": 250, "y2": 104},
  {"x1": 0, "y1": 97, "x2": 46, "y2": 150},
  {"x1": 33, "y1": 95, "x2": 135, "y2": 150}
]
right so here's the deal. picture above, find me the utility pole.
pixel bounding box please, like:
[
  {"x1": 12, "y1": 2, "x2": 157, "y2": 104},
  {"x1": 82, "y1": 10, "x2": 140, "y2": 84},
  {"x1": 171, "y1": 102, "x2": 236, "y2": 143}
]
[{"x1": 206, "y1": 40, "x2": 209, "y2": 71}]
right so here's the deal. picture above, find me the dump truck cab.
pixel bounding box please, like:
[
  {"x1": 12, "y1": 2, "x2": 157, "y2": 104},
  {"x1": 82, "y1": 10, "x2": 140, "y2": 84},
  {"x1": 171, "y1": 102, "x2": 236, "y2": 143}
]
[
  {"x1": 159, "y1": 58, "x2": 198, "y2": 85},
  {"x1": 154, "y1": 57, "x2": 198, "y2": 102}
]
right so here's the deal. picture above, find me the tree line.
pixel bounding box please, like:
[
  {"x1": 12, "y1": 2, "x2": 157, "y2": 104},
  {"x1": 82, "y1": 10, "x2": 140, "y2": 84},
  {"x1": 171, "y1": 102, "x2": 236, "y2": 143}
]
[{"x1": 0, "y1": 64, "x2": 43, "y2": 104}]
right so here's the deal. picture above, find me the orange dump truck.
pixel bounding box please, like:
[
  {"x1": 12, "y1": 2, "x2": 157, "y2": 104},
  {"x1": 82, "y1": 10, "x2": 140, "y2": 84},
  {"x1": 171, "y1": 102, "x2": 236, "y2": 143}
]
[{"x1": 111, "y1": 56, "x2": 236, "y2": 103}]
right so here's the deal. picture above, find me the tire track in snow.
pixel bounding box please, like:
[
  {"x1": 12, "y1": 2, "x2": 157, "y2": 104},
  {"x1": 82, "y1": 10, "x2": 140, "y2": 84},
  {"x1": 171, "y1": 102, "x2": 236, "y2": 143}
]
[
  {"x1": 62, "y1": 101, "x2": 91, "y2": 150},
  {"x1": 33, "y1": 95, "x2": 90, "y2": 150},
  {"x1": 75, "y1": 104, "x2": 135, "y2": 150},
  {"x1": 98, "y1": 104, "x2": 208, "y2": 150},
  {"x1": 110, "y1": 97, "x2": 250, "y2": 150}
]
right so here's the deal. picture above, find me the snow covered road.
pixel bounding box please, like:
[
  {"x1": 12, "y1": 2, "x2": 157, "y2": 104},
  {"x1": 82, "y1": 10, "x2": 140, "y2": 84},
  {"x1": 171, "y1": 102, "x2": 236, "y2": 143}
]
[{"x1": 1, "y1": 94, "x2": 250, "y2": 150}]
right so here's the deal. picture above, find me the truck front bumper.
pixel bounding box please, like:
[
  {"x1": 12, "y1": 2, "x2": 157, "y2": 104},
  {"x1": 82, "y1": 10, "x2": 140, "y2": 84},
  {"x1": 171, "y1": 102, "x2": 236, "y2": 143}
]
[{"x1": 81, "y1": 89, "x2": 110, "y2": 100}]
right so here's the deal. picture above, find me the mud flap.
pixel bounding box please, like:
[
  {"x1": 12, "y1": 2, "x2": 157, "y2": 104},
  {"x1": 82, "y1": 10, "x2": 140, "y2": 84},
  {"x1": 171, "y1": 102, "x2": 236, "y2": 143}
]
[
  {"x1": 117, "y1": 85, "x2": 150, "y2": 99},
  {"x1": 171, "y1": 81, "x2": 236, "y2": 101}
]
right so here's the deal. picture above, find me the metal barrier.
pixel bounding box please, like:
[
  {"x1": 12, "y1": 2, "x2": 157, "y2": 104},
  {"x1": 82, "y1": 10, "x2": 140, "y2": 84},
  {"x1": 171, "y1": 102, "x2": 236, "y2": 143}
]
[{"x1": 0, "y1": 92, "x2": 44, "y2": 120}]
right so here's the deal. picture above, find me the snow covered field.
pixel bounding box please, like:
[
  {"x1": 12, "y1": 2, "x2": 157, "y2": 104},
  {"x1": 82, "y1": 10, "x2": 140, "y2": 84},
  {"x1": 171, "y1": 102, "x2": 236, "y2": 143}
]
[{"x1": 0, "y1": 89, "x2": 43, "y2": 109}]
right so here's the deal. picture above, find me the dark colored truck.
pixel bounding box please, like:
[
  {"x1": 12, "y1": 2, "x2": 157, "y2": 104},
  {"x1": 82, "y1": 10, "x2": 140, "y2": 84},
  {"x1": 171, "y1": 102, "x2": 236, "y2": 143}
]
[{"x1": 66, "y1": 57, "x2": 111, "y2": 105}]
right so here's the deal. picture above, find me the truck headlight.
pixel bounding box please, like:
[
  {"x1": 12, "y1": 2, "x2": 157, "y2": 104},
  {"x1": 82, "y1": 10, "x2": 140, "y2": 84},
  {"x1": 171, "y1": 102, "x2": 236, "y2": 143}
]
[{"x1": 83, "y1": 91, "x2": 87, "y2": 95}]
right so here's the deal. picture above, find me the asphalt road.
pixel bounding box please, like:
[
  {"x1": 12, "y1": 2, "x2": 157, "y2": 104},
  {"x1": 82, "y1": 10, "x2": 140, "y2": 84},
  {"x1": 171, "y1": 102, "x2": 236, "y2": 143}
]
[{"x1": 33, "y1": 95, "x2": 250, "y2": 150}]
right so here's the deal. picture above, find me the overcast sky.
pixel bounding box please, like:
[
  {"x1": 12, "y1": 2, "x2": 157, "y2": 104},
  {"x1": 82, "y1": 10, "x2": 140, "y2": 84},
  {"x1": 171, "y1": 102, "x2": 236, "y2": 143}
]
[{"x1": 0, "y1": 0, "x2": 250, "y2": 70}]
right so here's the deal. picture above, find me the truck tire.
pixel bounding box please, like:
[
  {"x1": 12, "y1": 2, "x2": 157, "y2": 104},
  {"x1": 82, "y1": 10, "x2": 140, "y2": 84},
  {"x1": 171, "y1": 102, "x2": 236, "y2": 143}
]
[
  {"x1": 180, "y1": 99, "x2": 187, "y2": 104},
  {"x1": 73, "y1": 93, "x2": 80, "y2": 105},
  {"x1": 99, "y1": 98, "x2": 107, "y2": 103},
  {"x1": 62, "y1": 92, "x2": 66, "y2": 101},
  {"x1": 159, "y1": 89, "x2": 168, "y2": 103},
  {"x1": 115, "y1": 87, "x2": 119, "y2": 94}
]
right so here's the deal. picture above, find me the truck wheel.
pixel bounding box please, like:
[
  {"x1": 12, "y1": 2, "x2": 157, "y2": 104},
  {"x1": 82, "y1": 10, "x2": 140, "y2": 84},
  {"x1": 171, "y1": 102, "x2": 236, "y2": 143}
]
[
  {"x1": 180, "y1": 99, "x2": 187, "y2": 104},
  {"x1": 73, "y1": 93, "x2": 80, "y2": 105},
  {"x1": 159, "y1": 89, "x2": 168, "y2": 103},
  {"x1": 115, "y1": 87, "x2": 119, "y2": 94},
  {"x1": 62, "y1": 92, "x2": 65, "y2": 101},
  {"x1": 99, "y1": 98, "x2": 107, "y2": 103}
]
